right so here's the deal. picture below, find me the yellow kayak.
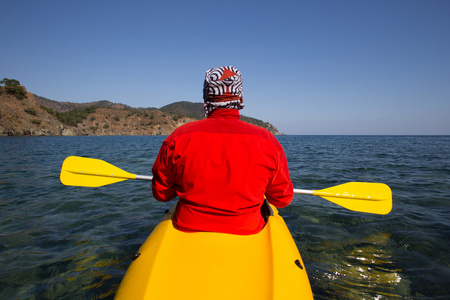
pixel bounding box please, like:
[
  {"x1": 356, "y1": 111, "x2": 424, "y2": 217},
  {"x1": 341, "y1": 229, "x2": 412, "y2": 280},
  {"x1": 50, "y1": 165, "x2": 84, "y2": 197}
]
[{"x1": 114, "y1": 202, "x2": 313, "y2": 300}]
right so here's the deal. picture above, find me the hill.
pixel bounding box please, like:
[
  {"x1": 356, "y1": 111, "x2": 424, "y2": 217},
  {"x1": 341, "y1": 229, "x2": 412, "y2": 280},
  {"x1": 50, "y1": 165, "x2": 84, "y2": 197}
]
[
  {"x1": 160, "y1": 101, "x2": 204, "y2": 120},
  {"x1": 0, "y1": 81, "x2": 282, "y2": 137}
]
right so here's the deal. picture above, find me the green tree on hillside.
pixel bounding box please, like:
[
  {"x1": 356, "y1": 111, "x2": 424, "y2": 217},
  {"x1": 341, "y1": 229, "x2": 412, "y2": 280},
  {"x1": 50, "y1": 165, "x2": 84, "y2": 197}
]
[
  {"x1": 0, "y1": 78, "x2": 27, "y2": 100},
  {"x1": 54, "y1": 105, "x2": 98, "y2": 126}
]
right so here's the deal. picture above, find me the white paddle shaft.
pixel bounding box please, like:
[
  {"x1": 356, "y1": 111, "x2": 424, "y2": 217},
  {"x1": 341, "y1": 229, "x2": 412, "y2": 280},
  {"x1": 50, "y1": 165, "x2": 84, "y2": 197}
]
[
  {"x1": 293, "y1": 189, "x2": 314, "y2": 195},
  {"x1": 135, "y1": 175, "x2": 153, "y2": 181}
]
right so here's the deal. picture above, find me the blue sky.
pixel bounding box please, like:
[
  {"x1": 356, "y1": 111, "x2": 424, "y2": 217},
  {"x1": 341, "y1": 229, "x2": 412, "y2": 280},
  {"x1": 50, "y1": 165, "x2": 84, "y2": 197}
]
[{"x1": 1, "y1": 0, "x2": 449, "y2": 135}]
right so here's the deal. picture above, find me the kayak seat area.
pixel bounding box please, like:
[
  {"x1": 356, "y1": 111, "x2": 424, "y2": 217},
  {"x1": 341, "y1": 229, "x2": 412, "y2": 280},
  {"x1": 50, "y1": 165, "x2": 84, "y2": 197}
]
[
  {"x1": 114, "y1": 202, "x2": 313, "y2": 300},
  {"x1": 261, "y1": 199, "x2": 274, "y2": 224}
]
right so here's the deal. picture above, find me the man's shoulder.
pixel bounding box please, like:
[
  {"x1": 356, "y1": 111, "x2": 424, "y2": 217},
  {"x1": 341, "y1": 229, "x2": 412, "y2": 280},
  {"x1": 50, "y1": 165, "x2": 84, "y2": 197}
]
[
  {"x1": 165, "y1": 119, "x2": 210, "y2": 140},
  {"x1": 235, "y1": 119, "x2": 278, "y2": 140},
  {"x1": 172, "y1": 118, "x2": 209, "y2": 133}
]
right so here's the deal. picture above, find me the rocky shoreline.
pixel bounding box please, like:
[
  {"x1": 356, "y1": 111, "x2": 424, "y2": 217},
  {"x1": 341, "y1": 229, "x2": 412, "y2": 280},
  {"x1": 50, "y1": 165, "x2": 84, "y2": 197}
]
[{"x1": 0, "y1": 85, "x2": 282, "y2": 137}]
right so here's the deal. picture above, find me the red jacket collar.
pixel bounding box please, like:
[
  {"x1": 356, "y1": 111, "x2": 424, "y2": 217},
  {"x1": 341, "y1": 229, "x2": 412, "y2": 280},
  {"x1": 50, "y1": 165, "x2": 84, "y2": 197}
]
[{"x1": 208, "y1": 109, "x2": 241, "y2": 119}]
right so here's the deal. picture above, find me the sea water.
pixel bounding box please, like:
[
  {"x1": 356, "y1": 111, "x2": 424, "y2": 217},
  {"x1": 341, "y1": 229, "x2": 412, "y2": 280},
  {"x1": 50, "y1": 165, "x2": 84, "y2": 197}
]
[{"x1": 0, "y1": 135, "x2": 449, "y2": 299}]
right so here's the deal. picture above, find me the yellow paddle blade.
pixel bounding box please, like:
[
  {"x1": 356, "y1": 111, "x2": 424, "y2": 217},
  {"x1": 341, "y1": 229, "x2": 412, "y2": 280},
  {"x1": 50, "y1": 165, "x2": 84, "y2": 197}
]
[
  {"x1": 60, "y1": 156, "x2": 137, "y2": 187},
  {"x1": 313, "y1": 182, "x2": 392, "y2": 215}
]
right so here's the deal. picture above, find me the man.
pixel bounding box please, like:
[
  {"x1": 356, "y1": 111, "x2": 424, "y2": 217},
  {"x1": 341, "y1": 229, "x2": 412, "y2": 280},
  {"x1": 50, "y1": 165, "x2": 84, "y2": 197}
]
[{"x1": 152, "y1": 66, "x2": 293, "y2": 235}]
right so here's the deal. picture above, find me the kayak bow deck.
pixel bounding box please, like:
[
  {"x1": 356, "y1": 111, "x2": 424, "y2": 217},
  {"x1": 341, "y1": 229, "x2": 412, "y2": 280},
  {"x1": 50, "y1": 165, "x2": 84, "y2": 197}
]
[{"x1": 115, "y1": 202, "x2": 313, "y2": 300}]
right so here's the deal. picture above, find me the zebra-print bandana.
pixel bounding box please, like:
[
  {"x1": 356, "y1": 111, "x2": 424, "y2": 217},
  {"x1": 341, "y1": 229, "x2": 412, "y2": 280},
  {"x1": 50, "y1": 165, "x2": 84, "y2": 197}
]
[
  {"x1": 203, "y1": 66, "x2": 244, "y2": 117},
  {"x1": 204, "y1": 100, "x2": 244, "y2": 117}
]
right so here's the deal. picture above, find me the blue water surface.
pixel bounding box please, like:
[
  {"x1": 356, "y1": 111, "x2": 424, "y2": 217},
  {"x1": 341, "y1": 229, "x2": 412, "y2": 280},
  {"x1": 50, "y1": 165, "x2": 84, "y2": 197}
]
[{"x1": 0, "y1": 135, "x2": 449, "y2": 299}]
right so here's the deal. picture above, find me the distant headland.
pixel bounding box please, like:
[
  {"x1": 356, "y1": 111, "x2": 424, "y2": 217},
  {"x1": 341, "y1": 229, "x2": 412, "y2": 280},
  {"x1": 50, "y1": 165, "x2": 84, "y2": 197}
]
[{"x1": 0, "y1": 79, "x2": 282, "y2": 137}]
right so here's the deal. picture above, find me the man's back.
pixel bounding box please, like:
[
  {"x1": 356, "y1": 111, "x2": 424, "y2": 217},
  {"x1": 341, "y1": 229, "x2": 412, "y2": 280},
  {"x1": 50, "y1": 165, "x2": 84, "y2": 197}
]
[{"x1": 152, "y1": 109, "x2": 293, "y2": 235}]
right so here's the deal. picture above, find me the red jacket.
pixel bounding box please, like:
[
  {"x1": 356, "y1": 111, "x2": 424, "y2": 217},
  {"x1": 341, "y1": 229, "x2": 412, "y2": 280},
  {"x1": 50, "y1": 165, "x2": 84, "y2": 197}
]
[{"x1": 152, "y1": 109, "x2": 293, "y2": 235}]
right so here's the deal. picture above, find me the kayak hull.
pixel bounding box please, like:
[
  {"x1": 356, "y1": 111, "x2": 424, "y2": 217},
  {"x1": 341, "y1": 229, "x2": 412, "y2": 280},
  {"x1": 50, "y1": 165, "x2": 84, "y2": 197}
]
[{"x1": 115, "y1": 202, "x2": 313, "y2": 299}]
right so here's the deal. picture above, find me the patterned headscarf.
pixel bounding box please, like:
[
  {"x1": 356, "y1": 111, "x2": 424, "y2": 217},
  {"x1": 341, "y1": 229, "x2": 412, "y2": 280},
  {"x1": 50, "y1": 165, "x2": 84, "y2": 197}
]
[{"x1": 203, "y1": 66, "x2": 244, "y2": 117}]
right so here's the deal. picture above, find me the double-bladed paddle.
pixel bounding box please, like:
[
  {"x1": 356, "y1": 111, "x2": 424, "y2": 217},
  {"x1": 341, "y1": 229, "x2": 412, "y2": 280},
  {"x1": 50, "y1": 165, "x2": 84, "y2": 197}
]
[{"x1": 60, "y1": 156, "x2": 392, "y2": 215}]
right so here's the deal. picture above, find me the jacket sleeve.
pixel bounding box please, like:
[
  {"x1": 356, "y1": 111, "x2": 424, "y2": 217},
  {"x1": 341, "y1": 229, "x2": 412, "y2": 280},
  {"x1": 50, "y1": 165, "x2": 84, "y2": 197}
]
[
  {"x1": 152, "y1": 139, "x2": 178, "y2": 202},
  {"x1": 265, "y1": 140, "x2": 294, "y2": 208}
]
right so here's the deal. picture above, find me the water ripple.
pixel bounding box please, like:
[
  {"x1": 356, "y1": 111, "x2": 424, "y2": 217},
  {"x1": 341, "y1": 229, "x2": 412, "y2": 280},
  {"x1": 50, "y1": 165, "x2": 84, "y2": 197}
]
[{"x1": 1, "y1": 135, "x2": 449, "y2": 299}]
